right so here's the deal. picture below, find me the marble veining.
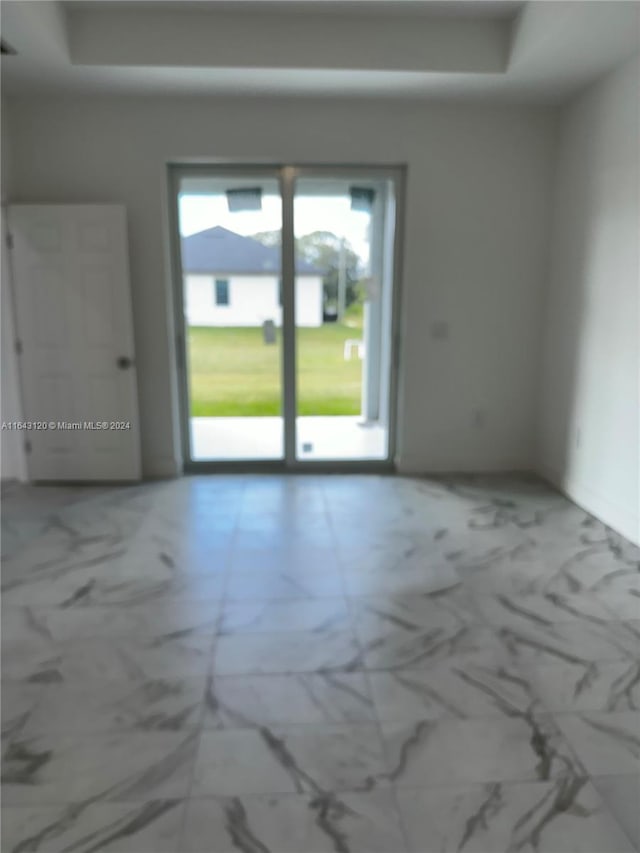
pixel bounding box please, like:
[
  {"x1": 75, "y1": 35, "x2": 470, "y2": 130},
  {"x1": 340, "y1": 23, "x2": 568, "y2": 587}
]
[
  {"x1": 1, "y1": 799, "x2": 185, "y2": 852},
  {"x1": 397, "y1": 779, "x2": 636, "y2": 852},
  {"x1": 182, "y1": 790, "x2": 407, "y2": 853},
  {"x1": 381, "y1": 711, "x2": 586, "y2": 788},
  {"x1": 203, "y1": 672, "x2": 376, "y2": 727},
  {"x1": 2, "y1": 473, "x2": 639, "y2": 852}
]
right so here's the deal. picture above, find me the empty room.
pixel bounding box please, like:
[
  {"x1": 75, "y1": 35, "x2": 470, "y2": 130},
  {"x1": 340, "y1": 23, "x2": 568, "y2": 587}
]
[{"x1": 0, "y1": 1, "x2": 638, "y2": 851}]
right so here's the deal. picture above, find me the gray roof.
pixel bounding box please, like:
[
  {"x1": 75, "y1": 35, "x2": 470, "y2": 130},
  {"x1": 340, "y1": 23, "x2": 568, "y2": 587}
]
[{"x1": 181, "y1": 226, "x2": 321, "y2": 275}]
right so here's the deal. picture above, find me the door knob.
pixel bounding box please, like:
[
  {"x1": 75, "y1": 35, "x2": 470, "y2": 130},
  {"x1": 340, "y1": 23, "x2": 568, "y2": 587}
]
[{"x1": 116, "y1": 356, "x2": 134, "y2": 370}]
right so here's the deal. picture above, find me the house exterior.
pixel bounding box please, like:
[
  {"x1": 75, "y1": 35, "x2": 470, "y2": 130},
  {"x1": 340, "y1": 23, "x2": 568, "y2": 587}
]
[{"x1": 181, "y1": 226, "x2": 324, "y2": 327}]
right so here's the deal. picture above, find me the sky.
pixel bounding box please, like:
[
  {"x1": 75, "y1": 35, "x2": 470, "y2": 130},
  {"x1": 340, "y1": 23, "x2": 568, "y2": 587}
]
[{"x1": 178, "y1": 194, "x2": 371, "y2": 263}]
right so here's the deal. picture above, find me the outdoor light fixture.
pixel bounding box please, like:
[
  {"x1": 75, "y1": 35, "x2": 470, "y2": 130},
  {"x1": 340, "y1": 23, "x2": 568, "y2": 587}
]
[
  {"x1": 226, "y1": 187, "x2": 263, "y2": 212},
  {"x1": 350, "y1": 186, "x2": 375, "y2": 212}
]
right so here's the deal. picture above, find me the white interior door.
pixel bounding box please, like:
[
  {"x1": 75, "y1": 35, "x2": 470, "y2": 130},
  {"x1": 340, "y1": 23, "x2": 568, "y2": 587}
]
[{"x1": 8, "y1": 205, "x2": 141, "y2": 481}]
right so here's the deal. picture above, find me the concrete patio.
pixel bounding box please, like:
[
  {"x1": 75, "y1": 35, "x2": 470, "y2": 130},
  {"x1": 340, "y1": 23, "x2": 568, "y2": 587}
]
[{"x1": 190, "y1": 416, "x2": 387, "y2": 461}]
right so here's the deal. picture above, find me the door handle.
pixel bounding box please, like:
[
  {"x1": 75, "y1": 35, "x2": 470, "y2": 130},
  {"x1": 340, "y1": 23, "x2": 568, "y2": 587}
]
[{"x1": 116, "y1": 356, "x2": 134, "y2": 370}]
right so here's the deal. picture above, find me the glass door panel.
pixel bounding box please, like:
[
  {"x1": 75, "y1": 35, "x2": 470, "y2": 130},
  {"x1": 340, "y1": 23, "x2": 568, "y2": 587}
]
[
  {"x1": 293, "y1": 175, "x2": 397, "y2": 461},
  {"x1": 176, "y1": 172, "x2": 284, "y2": 461}
]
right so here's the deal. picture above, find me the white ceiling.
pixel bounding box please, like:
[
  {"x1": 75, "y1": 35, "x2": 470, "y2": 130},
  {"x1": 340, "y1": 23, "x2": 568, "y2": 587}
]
[{"x1": 1, "y1": 0, "x2": 638, "y2": 101}]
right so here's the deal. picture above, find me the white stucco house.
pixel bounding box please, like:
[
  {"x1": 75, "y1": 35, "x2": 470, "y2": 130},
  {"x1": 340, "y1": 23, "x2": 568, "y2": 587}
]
[{"x1": 182, "y1": 226, "x2": 324, "y2": 327}]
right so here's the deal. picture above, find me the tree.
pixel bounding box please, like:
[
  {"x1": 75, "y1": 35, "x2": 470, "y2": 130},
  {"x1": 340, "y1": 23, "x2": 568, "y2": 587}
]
[
  {"x1": 251, "y1": 230, "x2": 364, "y2": 312},
  {"x1": 250, "y1": 230, "x2": 280, "y2": 248}
]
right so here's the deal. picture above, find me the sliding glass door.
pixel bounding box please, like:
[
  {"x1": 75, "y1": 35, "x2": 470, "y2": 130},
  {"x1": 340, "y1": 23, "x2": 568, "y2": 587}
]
[
  {"x1": 171, "y1": 165, "x2": 402, "y2": 468},
  {"x1": 173, "y1": 170, "x2": 284, "y2": 461},
  {"x1": 293, "y1": 174, "x2": 398, "y2": 461}
]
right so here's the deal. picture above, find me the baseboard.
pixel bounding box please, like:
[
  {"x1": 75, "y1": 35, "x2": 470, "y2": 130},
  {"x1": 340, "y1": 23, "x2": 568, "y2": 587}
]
[
  {"x1": 396, "y1": 455, "x2": 534, "y2": 476},
  {"x1": 142, "y1": 455, "x2": 181, "y2": 479},
  {"x1": 538, "y1": 463, "x2": 639, "y2": 546}
]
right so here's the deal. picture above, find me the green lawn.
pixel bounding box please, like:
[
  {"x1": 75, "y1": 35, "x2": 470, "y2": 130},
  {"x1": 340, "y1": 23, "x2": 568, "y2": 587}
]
[{"x1": 187, "y1": 322, "x2": 363, "y2": 416}]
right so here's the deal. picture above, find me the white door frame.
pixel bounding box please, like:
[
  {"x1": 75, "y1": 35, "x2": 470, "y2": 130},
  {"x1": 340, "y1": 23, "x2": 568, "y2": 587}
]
[
  {"x1": 167, "y1": 163, "x2": 406, "y2": 472},
  {"x1": 1, "y1": 204, "x2": 28, "y2": 481}
]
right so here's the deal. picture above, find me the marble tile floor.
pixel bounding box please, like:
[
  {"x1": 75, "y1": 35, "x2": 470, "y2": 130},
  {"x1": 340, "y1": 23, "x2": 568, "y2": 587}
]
[{"x1": 1, "y1": 473, "x2": 639, "y2": 853}]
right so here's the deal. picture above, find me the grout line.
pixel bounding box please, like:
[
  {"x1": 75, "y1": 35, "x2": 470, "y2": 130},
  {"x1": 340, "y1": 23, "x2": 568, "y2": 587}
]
[
  {"x1": 321, "y1": 478, "x2": 411, "y2": 851},
  {"x1": 176, "y1": 476, "x2": 247, "y2": 853}
]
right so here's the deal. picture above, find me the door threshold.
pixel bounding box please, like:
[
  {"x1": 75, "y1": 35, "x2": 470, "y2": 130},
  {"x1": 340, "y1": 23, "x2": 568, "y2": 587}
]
[{"x1": 183, "y1": 460, "x2": 395, "y2": 475}]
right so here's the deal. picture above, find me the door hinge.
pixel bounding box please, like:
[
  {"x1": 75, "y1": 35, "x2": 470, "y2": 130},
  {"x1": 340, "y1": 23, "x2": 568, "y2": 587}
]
[
  {"x1": 15, "y1": 339, "x2": 22, "y2": 355},
  {"x1": 24, "y1": 440, "x2": 32, "y2": 454},
  {"x1": 5, "y1": 232, "x2": 13, "y2": 250}
]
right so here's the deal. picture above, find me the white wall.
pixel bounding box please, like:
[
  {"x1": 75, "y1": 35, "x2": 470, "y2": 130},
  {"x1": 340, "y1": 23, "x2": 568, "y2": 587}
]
[
  {"x1": 185, "y1": 274, "x2": 322, "y2": 327},
  {"x1": 538, "y1": 56, "x2": 639, "y2": 544},
  {"x1": 296, "y1": 277, "x2": 322, "y2": 328},
  {"x1": 5, "y1": 96, "x2": 556, "y2": 477}
]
